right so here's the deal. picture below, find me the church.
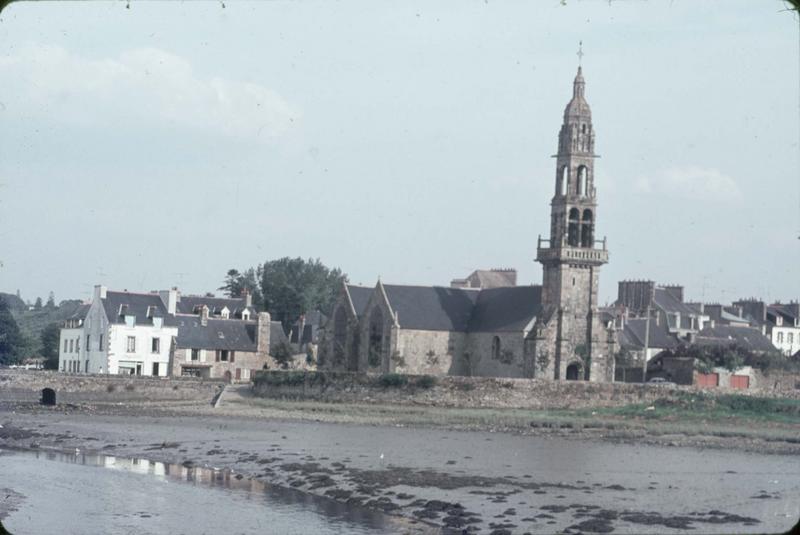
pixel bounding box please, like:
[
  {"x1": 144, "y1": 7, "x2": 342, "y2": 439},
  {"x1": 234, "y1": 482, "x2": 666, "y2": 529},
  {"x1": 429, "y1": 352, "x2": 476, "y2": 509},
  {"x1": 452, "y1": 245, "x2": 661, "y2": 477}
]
[{"x1": 319, "y1": 66, "x2": 616, "y2": 382}]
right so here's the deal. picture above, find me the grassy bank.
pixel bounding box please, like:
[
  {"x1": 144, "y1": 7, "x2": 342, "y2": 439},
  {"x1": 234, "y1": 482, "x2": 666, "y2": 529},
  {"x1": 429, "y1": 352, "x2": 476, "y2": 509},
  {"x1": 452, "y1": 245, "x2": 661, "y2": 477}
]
[{"x1": 223, "y1": 390, "x2": 800, "y2": 449}]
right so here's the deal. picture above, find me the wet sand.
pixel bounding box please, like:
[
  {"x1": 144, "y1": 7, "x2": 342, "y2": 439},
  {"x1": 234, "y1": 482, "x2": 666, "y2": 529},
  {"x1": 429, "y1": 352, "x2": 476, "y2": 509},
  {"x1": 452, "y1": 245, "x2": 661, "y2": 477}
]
[{"x1": 1, "y1": 401, "x2": 798, "y2": 534}]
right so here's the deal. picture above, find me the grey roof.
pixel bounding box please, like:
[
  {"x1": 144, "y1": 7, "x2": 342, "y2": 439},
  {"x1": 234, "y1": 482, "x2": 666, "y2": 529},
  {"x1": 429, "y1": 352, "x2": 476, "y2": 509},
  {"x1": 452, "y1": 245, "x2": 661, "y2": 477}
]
[
  {"x1": 467, "y1": 269, "x2": 517, "y2": 289},
  {"x1": 382, "y1": 284, "x2": 479, "y2": 331},
  {"x1": 69, "y1": 303, "x2": 91, "y2": 320},
  {"x1": 466, "y1": 286, "x2": 541, "y2": 332},
  {"x1": 653, "y1": 288, "x2": 698, "y2": 317},
  {"x1": 270, "y1": 321, "x2": 288, "y2": 346},
  {"x1": 176, "y1": 295, "x2": 254, "y2": 317},
  {"x1": 174, "y1": 315, "x2": 257, "y2": 351},
  {"x1": 101, "y1": 291, "x2": 173, "y2": 326},
  {"x1": 346, "y1": 285, "x2": 373, "y2": 317},
  {"x1": 695, "y1": 325, "x2": 776, "y2": 353},
  {"x1": 620, "y1": 318, "x2": 680, "y2": 350}
]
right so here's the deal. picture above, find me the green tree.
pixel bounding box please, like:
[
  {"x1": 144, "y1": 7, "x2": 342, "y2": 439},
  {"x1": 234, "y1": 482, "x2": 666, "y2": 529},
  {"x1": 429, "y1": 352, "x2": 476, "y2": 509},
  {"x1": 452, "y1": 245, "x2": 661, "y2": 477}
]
[
  {"x1": 33, "y1": 297, "x2": 42, "y2": 310},
  {"x1": 0, "y1": 296, "x2": 24, "y2": 365},
  {"x1": 218, "y1": 267, "x2": 263, "y2": 309},
  {"x1": 40, "y1": 322, "x2": 61, "y2": 370},
  {"x1": 45, "y1": 291, "x2": 56, "y2": 309},
  {"x1": 259, "y1": 257, "x2": 347, "y2": 330}
]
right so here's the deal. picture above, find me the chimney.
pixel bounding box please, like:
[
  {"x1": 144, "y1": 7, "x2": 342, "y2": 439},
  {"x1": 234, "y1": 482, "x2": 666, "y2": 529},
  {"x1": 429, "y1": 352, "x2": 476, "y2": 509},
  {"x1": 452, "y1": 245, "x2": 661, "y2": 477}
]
[
  {"x1": 257, "y1": 312, "x2": 271, "y2": 356},
  {"x1": 158, "y1": 289, "x2": 178, "y2": 315},
  {"x1": 200, "y1": 305, "x2": 209, "y2": 326},
  {"x1": 93, "y1": 284, "x2": 107, "y2": 301},
  {"x1": 244, "y1": 289, "x2": 252, "y2": 308}
]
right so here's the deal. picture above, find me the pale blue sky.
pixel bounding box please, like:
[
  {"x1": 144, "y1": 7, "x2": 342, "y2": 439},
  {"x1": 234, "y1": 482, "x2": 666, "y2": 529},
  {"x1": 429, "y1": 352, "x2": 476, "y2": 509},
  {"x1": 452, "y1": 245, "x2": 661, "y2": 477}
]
[{"x1": 0, "y1": 1, "x2": 798, "y2": 306}]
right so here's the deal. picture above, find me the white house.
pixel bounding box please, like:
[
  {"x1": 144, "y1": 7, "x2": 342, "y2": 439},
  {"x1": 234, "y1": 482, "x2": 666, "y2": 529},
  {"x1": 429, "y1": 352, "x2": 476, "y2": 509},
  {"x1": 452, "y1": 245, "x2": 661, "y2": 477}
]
[{"x1": 58, "y1": 304, "x2": 90, "y2": 373}]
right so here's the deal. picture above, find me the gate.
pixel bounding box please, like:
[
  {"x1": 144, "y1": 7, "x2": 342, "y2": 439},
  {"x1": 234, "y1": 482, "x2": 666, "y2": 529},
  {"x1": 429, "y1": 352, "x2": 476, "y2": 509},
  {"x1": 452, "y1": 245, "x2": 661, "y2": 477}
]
[
  {"x1": 730, "y1": 375, "x2": 750, "y2": 389},
  {"x1": 696, "y1": 373, "x2": 719, "y2": 388}
]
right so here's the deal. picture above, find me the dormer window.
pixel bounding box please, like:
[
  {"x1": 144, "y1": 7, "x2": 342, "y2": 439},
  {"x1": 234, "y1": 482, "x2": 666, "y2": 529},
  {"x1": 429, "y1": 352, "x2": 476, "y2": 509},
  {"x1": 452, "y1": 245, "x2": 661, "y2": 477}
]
[
  {"x1": 153, "y1": 317, "x2": 163, "y2": 329},
  {"x1": 242, "y1": 310, "x2": 250, "y2": 321},
  {"x1": 125, "y1": 314, "x2": 136, "y2": 327},
  {"x1": 220, "y1": 306, "x2": 230, "y2": 319}
]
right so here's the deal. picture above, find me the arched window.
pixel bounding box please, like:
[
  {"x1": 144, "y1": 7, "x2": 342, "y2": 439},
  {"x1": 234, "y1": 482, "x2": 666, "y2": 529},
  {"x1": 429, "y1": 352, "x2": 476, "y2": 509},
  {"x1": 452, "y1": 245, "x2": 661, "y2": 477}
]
[
  {"x1": 568, "y1": 208, "x2": 580, "y2": 247},
  {"x1": 577, "y1": 166, "x2": 588, "y2": 196},
  {"x1": 333, "y1": 307, "x2": 347, "y2": 363},
  {"x1": 491, "y1": 336, "x2": 501, "y2": 360},
  {"x1": 581, "y1": 209, "x2": 594, "y2": 248},
  {"x1": 559, "y1": 166, "x2": 569, "y2": 196},
  {"x1": 368, "y1": 308, "x2": 384, "y2": 367}
]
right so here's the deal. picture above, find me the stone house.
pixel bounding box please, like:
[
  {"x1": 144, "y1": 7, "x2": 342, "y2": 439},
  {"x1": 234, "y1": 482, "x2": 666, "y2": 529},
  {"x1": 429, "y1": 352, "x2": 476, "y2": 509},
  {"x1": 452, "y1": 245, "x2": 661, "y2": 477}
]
[
  {"x1": 169, "y1": 306, "x2": 272, "y2": 382},
  {"x1": 734, "y1": 299, "x2": 800, "y2": 356}
]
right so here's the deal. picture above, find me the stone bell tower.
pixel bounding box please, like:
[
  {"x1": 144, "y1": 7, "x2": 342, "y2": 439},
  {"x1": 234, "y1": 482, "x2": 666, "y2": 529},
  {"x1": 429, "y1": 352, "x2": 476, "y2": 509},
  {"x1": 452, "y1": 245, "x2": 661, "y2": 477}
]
[{"x1": 533, "y1": 64, "x2": 613, "y2": 382}]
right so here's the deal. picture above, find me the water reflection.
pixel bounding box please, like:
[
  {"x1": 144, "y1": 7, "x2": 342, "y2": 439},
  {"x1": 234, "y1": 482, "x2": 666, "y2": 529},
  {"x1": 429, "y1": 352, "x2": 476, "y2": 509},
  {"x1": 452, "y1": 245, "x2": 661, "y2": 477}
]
[{"x1": 20, "y1": 448, "x2": 389, "y2": 531}]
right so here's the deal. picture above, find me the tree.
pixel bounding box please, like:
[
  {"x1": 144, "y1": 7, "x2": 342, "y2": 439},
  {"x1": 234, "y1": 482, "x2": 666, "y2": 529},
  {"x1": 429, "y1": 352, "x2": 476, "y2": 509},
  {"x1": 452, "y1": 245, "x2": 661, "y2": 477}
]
[
  {"x1": 40, "y1": 322, "x2": 61, "y2": 370},
  {"x1": 45, "y1": 291, "x2": 56, "y2": 309},
  {"x1": 219, "y1": 267, "x2": 263, "y2": 309},
  {"x1": 0, "y1": 297, "x2": 24, "y2": 365},
  {"x1": 34, "y1": 297, "x2": 42, "y2": 310},
  {"x1": 259, "y1": 257, "x2": 347, "y2": 330}
]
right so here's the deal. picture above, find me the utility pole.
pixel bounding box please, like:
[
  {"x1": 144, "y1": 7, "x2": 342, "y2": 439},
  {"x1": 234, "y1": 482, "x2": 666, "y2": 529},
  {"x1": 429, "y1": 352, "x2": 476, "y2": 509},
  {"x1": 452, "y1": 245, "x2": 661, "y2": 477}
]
[{"x1": 641, "y1": 285, "x2": 654, "y2": 383}]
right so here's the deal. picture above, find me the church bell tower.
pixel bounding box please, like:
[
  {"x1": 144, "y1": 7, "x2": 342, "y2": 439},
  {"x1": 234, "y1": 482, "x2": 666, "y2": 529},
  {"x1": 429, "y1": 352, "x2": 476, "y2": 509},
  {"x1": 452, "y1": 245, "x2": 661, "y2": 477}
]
[{"x1": 535, "y1": 63, "x2": 611, "y2": 381}]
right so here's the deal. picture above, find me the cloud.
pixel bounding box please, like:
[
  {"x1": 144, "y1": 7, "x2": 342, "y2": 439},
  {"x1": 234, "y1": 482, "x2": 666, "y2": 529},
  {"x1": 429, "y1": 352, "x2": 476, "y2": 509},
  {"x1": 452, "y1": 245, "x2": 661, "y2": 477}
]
[
  {"x1": 0, "y1": 44, "x2": 297, "y2": 141},
  {"x1": 634, "y1": 166, "x2": 743, "y2": 202}
]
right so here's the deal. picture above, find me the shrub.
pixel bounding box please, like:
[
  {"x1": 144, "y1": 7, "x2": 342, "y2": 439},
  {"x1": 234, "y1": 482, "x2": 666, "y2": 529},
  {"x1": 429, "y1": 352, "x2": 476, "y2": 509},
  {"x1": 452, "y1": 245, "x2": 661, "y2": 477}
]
[
  {"x1": 272, "y1": 342, "x2": 294, "y2": 370},
  {"x1": 378, "y1": 373, "x2": 408, "y2": 388},
  {"x1": 106, "y1": 384, "x2": 116, "y2": 393},
  {"x1": 415, "y1": 375, "x2": 437, "y2": 389}
]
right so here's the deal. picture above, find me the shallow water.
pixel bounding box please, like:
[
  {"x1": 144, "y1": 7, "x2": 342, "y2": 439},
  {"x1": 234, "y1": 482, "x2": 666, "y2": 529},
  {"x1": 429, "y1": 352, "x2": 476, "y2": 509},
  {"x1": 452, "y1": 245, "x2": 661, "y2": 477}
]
[{"x1": 0, "y1": 449, "x2": 395, "y2": 535}]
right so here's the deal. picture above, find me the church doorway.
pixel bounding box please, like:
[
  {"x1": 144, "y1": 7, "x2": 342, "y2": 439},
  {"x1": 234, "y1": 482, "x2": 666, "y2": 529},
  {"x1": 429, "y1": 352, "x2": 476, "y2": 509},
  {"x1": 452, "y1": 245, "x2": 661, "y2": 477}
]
[{"x1": 566, "y1": 363, "x2": 581, "y2": 381}]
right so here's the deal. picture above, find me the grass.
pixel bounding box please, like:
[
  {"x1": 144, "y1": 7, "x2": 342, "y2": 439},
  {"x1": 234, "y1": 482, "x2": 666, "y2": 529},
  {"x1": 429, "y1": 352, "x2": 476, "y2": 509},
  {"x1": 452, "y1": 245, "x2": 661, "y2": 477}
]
[{"x1": 227, "y1": 391, "x2": 800, "y2": 448}]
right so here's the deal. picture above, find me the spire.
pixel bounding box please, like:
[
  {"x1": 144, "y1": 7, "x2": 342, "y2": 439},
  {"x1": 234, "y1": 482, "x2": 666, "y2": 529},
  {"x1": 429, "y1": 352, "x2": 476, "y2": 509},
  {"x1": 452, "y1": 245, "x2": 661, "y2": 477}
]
[{"x1": 573, "y1": 66, "x2": 585, "y2": 98}]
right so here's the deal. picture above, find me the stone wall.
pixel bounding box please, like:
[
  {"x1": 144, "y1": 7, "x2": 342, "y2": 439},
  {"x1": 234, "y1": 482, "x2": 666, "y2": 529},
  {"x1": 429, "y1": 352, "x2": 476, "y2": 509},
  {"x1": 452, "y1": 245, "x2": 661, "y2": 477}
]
[
  {"x1": 252, "y1": 370, "x2": 800, "y2": 410},
  {"x1": 393, "y1": 330, "x2": 465, "y2": 375},
  {"x1": 0, "y1": 369, "x2": 223, "y2": 403},
  {"x1": 465, "y1": 332, "x2": 527, "y2": 378}
]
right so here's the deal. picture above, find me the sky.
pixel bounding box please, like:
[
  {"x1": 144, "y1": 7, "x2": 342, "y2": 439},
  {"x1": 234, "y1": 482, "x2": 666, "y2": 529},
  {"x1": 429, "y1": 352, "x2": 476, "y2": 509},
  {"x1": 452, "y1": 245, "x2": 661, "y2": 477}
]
[{"x1": 0, "y1": 0, "x2": 798, "y2": 306}]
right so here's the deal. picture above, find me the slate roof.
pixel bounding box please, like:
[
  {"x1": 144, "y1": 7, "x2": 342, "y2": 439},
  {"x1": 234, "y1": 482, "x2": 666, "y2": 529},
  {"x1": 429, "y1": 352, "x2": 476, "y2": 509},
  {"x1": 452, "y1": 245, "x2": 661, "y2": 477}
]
[
  {"x1": 466, "y1": 286, "x2": 541, "y2": 332},
  {"x1": 382, "y1": 284, "x2": 479, "y2": 332},
  {"x1": 174, "y1": 315, "x2": 257, "y2": 351},
  {"x1": 767, "y1": 304, "x2": 799, "y2": 327},
  {"x1": 619, "y1": 318, "x2": 680, "y2": 350},
  {"x1": 695, "y1": 325, "x2": 776, "y2": 353},
  {"x1": 468, "y1": 270, "x2": 517, "y2": 289},
  {"x1": 270, "y1": 321, "x2": 289, "y2": 347},
  {"x1": 176, "y1": 295, "x2": 254, "y2": 317},
  {"x1": 69, "y1": 303, "x2": 91, "y2": 321},
  {"x1": 653, "y1": 288, "x2": 698, "y2": 317},
  {"x1": 101, "y1": 291, "x2": 174, "y2": 326},
  {"x1": 346, "y1": 285, "x2": 373, "y2": 317}
]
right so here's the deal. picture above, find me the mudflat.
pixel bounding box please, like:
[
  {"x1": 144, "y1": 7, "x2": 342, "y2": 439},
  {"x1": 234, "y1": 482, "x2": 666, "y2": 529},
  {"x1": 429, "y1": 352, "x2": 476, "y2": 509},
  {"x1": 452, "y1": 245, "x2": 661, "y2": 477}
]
[{"x1": 1, "y1": 396, "x2": 798, "y2": 534}]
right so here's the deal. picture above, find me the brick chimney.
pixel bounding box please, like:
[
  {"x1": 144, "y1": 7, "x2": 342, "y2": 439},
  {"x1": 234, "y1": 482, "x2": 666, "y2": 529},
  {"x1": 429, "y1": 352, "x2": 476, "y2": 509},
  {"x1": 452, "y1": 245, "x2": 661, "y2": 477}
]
[
  {"x1": 257, "y1": 312, "x2": 271, "y2": 356},
  {"x1": 200, "y1": 305, "x2": 209, "y2": 326},
  {"x1": 93, "y1": 284, "x2": 107, "y2": 301}
]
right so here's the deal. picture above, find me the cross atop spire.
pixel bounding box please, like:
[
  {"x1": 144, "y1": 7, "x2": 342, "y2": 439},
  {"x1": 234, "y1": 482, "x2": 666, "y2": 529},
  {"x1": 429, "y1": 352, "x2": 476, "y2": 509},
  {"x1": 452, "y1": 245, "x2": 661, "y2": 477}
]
[{"x1": 577, "y1": 41, "x2": 584, "y2": 67}]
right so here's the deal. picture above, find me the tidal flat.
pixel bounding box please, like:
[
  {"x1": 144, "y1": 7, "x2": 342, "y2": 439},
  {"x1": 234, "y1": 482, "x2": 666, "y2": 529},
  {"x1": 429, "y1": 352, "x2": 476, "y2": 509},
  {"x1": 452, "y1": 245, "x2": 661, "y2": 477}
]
[{"x1": 1, "y1": 398, "x2": 798, "y2": 534}]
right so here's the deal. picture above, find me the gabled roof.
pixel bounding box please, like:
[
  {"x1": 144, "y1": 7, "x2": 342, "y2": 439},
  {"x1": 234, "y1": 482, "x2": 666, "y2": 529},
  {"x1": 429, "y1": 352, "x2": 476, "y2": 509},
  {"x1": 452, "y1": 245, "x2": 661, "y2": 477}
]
[
  {"x1": 653, "y1": 288, "x2": 698, "y2": 317},
  {"x1": 101, "y1": 291, "x2": 173, "y2": 326},
  {"x1": 346, "y1": 285, "x2": 373, "y2": 317},
  {"x1": 467, "y1": 286, "x2": 541, "y2": 332},
  {"x1": 695, "y1": 325, "x2": 775, "y2": 353},
  {"x1": 620, "y1": 318, "x2": 680, "y2": 350},
  {"x1": 174, "y1": 315, "x2": 257, "y2": 351},
  {"x1": 69, "y1": 303, "x2": 91, "y2": 321},
  {"x1": 467, "y1": 269, "x2": 517, "y2": 289},
  {"x1": 382, "y1": 284, "x2": 479, "y2": 331},
  {"x1": 270, "y1": 321, "x2": 289, "y2": 346},
  {"x1": 176, "y1": 295, "x2": 254, "y2": 317}
]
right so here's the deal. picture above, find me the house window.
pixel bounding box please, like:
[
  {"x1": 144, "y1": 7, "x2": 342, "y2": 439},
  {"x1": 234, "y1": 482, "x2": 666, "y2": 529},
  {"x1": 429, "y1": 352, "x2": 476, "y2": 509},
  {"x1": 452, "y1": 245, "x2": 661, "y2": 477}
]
[
  {"x1": 191, "y1": 349, "x2": 200, "y2": 361},
  {"x1": 127, "y1": 336, "x2": 136, "y2": 352},
  {"x1": 789, "y1": 333, "x2": 794, "y2": 345},
  {"x1": 777, "y1": 332, "x2": 784, "y2": 344},
  {"x1": 217, "y1": 350, "x2": 229, "y2": 362},
  {"x1": 64, "y1": 339, "x2": 68, "y2": 353},
  {"x1": 152, "y1": 362, "x2": 160, "y2": 376},
  {"x1": 69, "y1": 339, "x2": 74, "y2": 353},
  {"x1": 86, "y1": 335, "x2": 91, "y2": 351},
  {"x1": 76, "y1": 337, "x2": 80, "y2": 353},
  {"x1": 491, "y1": 336, "x2": 501, "y2": 360},
  {"x1": 151, "y1": 337, "x2": 160, "y2": 354},
  {"x1": 85, "y1": 360, "x2": 89, "y2": 373},
  {"x1": 99, "y1": 334, "x2": 103, "y2": 351}
]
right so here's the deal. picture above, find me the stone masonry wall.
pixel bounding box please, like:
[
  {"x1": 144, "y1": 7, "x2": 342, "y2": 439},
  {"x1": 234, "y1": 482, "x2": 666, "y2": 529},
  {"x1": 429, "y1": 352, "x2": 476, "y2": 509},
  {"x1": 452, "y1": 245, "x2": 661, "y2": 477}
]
[
  {"x1": 252, "y1": 371, "x2": 800, "y2": 410},
  {"x1": 0, "y1": 369, "x2": 223, "y2": 403}
]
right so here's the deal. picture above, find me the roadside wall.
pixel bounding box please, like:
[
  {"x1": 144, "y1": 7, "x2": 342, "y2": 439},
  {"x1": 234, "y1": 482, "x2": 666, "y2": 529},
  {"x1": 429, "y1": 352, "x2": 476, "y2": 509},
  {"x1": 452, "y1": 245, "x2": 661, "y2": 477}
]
[
  {"x1": 252, "y1": 370, "x2": 800, "y2": 410},
  {"x1": 0, "y1": 369, "x2": 223, "y2": 403}
]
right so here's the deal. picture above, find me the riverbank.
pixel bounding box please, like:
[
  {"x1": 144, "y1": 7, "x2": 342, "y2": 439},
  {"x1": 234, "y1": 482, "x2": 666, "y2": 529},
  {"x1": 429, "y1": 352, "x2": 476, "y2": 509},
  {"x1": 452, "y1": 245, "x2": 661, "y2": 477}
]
[{"x1": 1, "y1": 399, "x2": 798, "y2": 534}]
